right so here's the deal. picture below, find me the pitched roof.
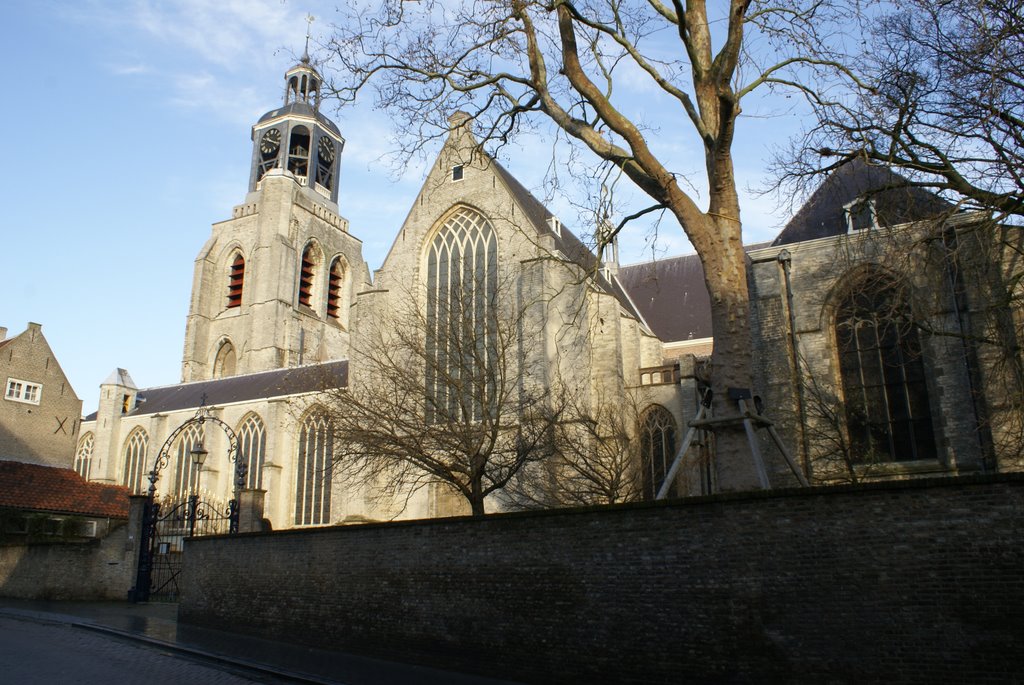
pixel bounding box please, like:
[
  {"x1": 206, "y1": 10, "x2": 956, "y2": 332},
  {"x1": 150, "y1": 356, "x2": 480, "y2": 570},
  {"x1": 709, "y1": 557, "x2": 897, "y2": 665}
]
[
  {"x1": 86, "y1": 361, "x2": 348, "y2": 420},
  {"x1": 772, "y1": 159, "x2": 951, "y2": 246},
  {"x1": 0, "y1": 461, "x2": 130, "y2": 518},
  {"x1": 490, "y1": 159, "x2": 647, "y2": 326},
  {"x1": 617, "y1": 253, "x2": 712, "y2": 343},
  {"x1": 617, "y1": 242, "x2": 771, "y2": 344}
]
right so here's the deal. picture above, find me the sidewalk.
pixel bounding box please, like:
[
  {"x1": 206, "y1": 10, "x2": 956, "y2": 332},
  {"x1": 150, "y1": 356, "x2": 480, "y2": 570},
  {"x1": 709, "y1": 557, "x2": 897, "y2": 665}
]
[{"x1": 0, "y1": 598, "x2": 521, "y2": 685}]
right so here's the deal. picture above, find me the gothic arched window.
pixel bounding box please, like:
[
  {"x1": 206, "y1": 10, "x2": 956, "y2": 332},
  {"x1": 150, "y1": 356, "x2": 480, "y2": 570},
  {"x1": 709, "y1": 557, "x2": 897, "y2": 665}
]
[
  {"x1": 835, "y1": 277, "x2": 936, "y2": 463},
  {"x1": 75, "y1": 433, "x2": 94, "y2": 480},
  {"x1": 639, "y1": 405, "x2": 678, "y2": 500},
  {"x1": 295, "y1": 411, "x2": 332, "y2": 525},
  {"x1": 327, "y1": 257, "x2": 345, "y2": 322},
  {"x1": 122, "y1": 428, "x2": 149, "y2": 494},
  {"x1": 172, "y1": 424, "x2": 205, "y2": 501},
  {"x1": 227, "y1": 252, "x2": 244, "y2": 309},
  {"x1": 425, "y1": 207, "x2": 498, "y2": 423},
  {"x1": 213, "y1": 340, "x2": 236, "y2": 378},
  {"x1": 298, "y1": 242, "x2": 321, "y2": 310},
  {"x1": 237, "y1": 413, "x2": 267, "y2": 490}
]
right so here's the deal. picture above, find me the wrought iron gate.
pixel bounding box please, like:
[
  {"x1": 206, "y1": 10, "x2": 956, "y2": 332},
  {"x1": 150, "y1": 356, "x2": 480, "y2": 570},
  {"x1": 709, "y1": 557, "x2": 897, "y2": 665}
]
[
  {"x1": 129, "y1": 400, "x2": 245, "y2": 603},
  {"x1": 135, "y1": 495, "x2": 237, "y2": 602}
]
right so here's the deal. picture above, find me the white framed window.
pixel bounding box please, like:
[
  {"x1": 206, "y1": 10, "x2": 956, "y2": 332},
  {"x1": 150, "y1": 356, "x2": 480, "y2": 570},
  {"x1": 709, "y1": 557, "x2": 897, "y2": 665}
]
[
  {"x1": 6, "y1": 378, "x2": 42, "y2": 405},
  {"x1": 844, "y1": 197, "x2": 878, "y2": 233}
]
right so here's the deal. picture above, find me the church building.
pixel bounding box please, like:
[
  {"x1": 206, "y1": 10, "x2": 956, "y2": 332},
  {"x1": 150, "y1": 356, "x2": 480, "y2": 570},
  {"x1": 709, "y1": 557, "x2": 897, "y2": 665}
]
[{"x1": 76, "y1": 57, "x2": 1023, "y2": 528}]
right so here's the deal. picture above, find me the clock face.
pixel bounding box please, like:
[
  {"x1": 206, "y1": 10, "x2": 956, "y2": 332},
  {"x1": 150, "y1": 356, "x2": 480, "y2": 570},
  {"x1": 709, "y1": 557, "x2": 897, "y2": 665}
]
[
  {"x1": 318, "y1": 137, "x2": 336, "y2": 164},
  {"x1": 260, "y1": 128, "x2": 281, "y2": 156}
]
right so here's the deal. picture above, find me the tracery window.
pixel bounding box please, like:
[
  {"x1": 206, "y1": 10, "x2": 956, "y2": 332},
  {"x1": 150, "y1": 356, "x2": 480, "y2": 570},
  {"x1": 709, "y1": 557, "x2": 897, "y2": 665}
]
[
  {"x1": 835, "y1": 278, "x2": 936, "y2": 463},
  {"x1": 122, "y1": 428, "x2": 149, "y2": 494},
  {"x1": 327, "y1": 257, "x2": 345, "y2": 322},
  {"x1": 227, "y1": 252, "x2": 244, "y2": 308},
  {"x1": 424, "y1": 207, "x2": 498, "y2": 423},
  {"x1": 172, "y1": 424, "x2": 205, "y2": 501},
  {"x1": 639, "y1": 405, "x2": 678, "y2": 501},
  {"x1": 295, "y1": 411, "x2": 332, "y2": 526},
  {"x1": 75, "y1": 433, "x2": 94, "y2": 480},
  {"x1": 237, "y1": 414, "x2": 266, "y2": 490}
]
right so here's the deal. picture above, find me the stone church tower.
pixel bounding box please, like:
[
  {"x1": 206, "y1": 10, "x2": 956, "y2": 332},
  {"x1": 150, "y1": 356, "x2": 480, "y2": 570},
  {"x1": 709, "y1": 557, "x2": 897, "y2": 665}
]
[{"x1": 180, "y1": 55, "x2": 368, "y2": 382}]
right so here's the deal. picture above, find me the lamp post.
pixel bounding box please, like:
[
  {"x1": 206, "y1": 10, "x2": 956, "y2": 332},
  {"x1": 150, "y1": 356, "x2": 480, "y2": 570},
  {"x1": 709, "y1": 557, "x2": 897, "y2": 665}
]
[{"x1": 187, "y1": 440, "x2": 208, "y2": 537}]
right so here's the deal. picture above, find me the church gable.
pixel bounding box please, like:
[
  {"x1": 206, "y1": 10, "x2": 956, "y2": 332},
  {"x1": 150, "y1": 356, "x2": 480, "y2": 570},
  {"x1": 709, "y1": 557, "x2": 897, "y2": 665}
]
[{"x1": 373, "y1": 115, "x2": 644, "y2": 328}]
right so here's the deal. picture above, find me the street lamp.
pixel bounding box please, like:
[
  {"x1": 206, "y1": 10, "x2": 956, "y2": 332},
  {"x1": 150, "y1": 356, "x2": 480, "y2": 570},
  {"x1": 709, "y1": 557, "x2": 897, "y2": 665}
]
[{"x1": 187, "y1": 441, "x2": 208, "y2": 537}]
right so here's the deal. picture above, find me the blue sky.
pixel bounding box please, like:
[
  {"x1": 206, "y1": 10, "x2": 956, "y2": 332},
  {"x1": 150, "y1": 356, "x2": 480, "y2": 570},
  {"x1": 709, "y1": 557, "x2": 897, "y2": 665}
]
[{"x1": 1, "y1": 1, "x2": 805, "y2": 409}]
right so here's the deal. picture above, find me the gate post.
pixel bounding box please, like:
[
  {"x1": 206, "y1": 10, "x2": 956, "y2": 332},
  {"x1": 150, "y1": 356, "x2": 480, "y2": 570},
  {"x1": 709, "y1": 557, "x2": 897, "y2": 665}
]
[
  {"x1": 128, "y1": 496, "x2": 159, "y2": 602},
  {"x1": 124, "y1": 495, "x2": 148, "y2": 601},
  {"x1": 237, "y1": 489, "x2": 269, "y2": 533}
]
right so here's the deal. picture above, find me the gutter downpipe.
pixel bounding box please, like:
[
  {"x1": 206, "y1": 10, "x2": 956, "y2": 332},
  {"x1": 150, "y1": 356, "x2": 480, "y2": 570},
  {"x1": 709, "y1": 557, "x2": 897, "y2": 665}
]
[{"x1": 778, "y1": 249, "x2": 811, "y2": 480}]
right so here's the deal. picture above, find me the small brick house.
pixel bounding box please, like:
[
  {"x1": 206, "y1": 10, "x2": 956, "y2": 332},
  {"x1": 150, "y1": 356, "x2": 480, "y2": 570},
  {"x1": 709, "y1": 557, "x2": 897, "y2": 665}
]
[{"x1": 0, "y1": 323, "x2": 83, "y2": 470}]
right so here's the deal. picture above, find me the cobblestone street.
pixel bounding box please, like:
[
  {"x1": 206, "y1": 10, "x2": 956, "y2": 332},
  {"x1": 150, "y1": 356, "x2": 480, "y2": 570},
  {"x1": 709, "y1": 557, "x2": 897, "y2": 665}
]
[{"x1": 0, "y1": 616, "x2": 271, "y2": 684}]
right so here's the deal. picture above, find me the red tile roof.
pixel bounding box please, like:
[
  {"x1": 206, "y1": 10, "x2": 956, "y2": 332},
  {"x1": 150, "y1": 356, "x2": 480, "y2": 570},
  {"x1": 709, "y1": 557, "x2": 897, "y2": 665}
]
[{"x1": 0, "y1": 461, "x2": 131, "y2": 518}]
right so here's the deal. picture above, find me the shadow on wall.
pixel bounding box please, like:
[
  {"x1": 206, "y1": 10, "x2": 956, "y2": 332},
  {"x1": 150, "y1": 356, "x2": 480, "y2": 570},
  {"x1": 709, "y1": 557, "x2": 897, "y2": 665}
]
[{"x1": 0, "y1": 517, "x2": 134, "y2": 601}]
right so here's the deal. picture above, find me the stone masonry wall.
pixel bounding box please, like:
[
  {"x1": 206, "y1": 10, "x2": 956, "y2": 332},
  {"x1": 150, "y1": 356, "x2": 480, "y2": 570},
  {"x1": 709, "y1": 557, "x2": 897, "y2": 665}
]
[{"x1": 179, "y1": 475, "x2": 1023, "y2": 684}]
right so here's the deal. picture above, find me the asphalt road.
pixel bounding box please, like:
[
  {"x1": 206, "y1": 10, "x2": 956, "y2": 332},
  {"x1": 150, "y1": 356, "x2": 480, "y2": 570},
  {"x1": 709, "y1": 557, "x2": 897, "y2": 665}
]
[{"x1": 0, "y1": 615, "x2": 280, "y2": 684}]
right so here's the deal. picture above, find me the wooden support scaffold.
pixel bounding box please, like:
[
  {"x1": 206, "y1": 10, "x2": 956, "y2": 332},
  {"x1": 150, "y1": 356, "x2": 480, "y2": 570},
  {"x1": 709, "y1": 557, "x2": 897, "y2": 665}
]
[{"x1": 655, "y1": 387, "x2": 809, "y2": 500}]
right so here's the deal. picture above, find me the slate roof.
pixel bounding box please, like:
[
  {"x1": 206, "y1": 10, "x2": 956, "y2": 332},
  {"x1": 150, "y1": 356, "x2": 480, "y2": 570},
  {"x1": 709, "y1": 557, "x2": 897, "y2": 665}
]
[
  {"x1": 772, "y1": 159, "x2": 951, "y2": 246},
  {"x1": 86, "y1": 361, "x2": 348, "y2": 420},
  {"x1": 256, "y1": 101, "x2": 342, "y2": 138},
  {"x1": 616, "y1": 243, "x2": 769, "y2": 344},
  {"x1": 0, "y1": 461, "x2": 130, "y2": 518},
  {"x1": 617, "y1": 253, "x2": 712, "y2": 343},
  {"x1": 490, "y1": 159, "x2": 648, "y2": 328}
]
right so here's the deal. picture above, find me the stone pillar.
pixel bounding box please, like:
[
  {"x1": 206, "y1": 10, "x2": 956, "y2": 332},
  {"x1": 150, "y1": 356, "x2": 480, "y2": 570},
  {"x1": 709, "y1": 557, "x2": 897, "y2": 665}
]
[
  {"x1": 125, "y1": 494, "x2": 149, "y2": 600},
  {"x1": 238, "y1": 489, "x2": 270, "y2": 533}
]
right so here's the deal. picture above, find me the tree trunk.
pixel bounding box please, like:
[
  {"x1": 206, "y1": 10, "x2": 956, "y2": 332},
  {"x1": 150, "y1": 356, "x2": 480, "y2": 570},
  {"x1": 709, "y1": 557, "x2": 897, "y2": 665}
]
[
  {"x1": 469, "y1": 478, "x2": 486, "y2": 516},
  {"x1": 688, "y1": 178, "x2": 763, "y2": 491}
]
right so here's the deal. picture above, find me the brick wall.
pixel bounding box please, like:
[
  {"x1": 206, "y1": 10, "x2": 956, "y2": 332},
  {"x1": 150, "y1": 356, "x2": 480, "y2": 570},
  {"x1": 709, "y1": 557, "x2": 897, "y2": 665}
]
[
  {"x1": 0, "y1": 519, "x2": 134, "y2": 601},
  {"x1": 179, "y1": 475, "x2": 1024, "y2": 683},
  {"x1": 0, "y1": 323, "x2": 82, "y2": 468}
]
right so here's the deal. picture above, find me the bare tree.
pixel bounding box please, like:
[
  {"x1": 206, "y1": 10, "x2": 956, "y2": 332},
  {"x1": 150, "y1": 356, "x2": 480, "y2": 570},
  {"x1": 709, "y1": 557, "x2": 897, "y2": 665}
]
[
  {"x1": 778, "y1": 0, "x2": 1023, "y2": 222},
  {"x1": 323, "y1": 0, "x2": 861, "y2": 490},
  {"x1": 780, "y1": 219, "x2": 1024, "y2": 481},
  {"x1": 506, "y1": 385, "x2": 644, "y2": 508},
  {"x1": 324, "y1": 274, "x2": 566, "y2": 517}
]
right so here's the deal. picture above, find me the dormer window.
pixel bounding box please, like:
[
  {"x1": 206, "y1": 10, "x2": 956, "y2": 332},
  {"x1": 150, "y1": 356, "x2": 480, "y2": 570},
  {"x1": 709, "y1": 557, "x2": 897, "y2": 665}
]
[
  {"x1": 845, "y1": 197, "x2": 878, "y2": 232},
  {"x1": 452, "y1": 165, "x2": 464, "y2": 181},
  {"x1": 547, "y1": 216, "x2": 562, "y2": 237}
]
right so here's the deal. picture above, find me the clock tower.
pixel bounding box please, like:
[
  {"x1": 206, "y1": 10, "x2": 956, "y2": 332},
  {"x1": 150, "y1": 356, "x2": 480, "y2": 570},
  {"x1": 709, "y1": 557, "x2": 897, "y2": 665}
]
[
  {"x1": 248, "y1": 53, "x2": 344, "y2": 205},
  {"x1": 179, "y1": 57, "x2": 367, "y2": 382}
]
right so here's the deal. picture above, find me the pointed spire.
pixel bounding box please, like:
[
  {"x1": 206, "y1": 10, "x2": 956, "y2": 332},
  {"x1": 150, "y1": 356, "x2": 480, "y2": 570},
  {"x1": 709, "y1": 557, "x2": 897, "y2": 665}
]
[{"x1": 302, "y1": 14, "x2": 314, "y2": 64}]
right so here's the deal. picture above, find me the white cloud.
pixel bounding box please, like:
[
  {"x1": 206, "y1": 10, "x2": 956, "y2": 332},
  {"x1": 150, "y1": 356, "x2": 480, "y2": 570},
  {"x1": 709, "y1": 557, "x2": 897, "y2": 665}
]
[{"x1": 109, "y1": 62, "x2": 152, "y2": 75}]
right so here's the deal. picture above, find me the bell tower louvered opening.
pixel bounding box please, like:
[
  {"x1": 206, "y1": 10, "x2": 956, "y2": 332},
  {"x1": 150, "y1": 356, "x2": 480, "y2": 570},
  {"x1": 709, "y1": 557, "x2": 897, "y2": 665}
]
[
  {"x1": 327, "y1": 258, "x2": 343, "y2": 320},
  {"x1": 299, "y1": 245, "x2": 316, "y2": 308},
  {"x1": 227, "y1": 253, "x2": 245, "y2": 308}
]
